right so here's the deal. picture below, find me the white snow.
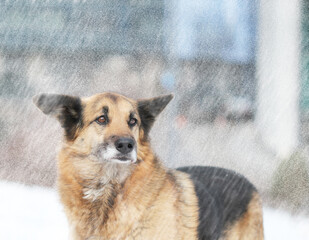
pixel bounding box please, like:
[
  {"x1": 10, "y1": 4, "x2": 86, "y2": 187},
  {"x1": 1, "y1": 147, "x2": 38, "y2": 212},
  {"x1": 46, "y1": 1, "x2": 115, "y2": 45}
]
[
  {"x1": 0, "y1": 181, "x2": 309, "y2": 240},
  {"x1": 264, "y1": 207, "x2": 309, "y2": 240},
  {"x1": 0, "y1": 181, "x2": 68, "y2": 240}
]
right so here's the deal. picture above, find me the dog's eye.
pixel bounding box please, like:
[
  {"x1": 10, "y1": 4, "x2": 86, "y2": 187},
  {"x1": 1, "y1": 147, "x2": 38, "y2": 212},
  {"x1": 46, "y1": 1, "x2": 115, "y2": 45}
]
[
  {"x1": 95, "y1": 115, "x2": 107, "y2": 125},
  {"x1": 128, "y1": 118, "x2": 137, "y2": 127}
]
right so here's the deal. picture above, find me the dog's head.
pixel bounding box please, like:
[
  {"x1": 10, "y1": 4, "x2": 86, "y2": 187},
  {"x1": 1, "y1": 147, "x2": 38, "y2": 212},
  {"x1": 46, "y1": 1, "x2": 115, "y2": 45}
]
[{"x1": 33, "y1": 92, "x2": 173, "y2": 165}]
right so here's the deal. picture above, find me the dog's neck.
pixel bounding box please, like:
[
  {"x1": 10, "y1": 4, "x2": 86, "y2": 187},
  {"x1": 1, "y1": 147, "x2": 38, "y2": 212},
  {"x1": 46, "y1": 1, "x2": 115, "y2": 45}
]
[{"x1": 57, "y1": 141, "x2": 165, "y2": 238}]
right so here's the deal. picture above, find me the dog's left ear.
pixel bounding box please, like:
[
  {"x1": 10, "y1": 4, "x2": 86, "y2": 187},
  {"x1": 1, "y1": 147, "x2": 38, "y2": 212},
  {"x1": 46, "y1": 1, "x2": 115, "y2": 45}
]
[
  {"x1": 137, "y1": 94, "x2": 173, "y2": 137},
  {"x1": 33, "y1": 93, "x2": 83, "y2": 140}
]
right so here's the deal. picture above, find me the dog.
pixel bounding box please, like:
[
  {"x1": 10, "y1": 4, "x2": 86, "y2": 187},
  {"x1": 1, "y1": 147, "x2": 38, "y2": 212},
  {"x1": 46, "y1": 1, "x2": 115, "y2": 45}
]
[{"x1": 33, "y1": 92, "x2": 264, "y2": 240}]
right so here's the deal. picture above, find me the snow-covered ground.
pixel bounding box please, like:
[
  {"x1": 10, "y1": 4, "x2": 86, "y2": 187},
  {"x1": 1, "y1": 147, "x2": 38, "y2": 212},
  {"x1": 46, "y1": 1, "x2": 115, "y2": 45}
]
[
  {"x1": 1, "y1": 181, "x2": 309, "y2": 240},
  {"x1": 0, "y1": 181, "x2": 68, "y2": 240}
]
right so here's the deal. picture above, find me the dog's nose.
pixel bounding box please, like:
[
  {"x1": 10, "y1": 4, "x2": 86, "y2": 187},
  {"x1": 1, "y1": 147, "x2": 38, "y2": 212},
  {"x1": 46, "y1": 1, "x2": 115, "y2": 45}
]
[{"x1": 115, "y1": 138, "x2": 135, "y2": 154}]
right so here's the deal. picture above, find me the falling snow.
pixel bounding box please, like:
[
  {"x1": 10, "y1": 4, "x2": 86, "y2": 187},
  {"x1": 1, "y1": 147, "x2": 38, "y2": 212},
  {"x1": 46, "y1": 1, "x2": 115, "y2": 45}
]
[{"x1": 0, "y1": 0, "x2": 308, "y2": 239}]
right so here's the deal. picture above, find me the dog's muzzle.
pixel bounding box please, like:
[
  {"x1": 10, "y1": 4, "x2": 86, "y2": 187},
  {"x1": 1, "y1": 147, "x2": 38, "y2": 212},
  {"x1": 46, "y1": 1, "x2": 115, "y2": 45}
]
[{"x1": 95, "y1": 137, "x2": 137, "y2": 163}]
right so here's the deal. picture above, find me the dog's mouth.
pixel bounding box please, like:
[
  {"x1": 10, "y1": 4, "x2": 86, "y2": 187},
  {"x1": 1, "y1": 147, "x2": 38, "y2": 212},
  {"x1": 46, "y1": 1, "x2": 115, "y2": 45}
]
[{"x1": 110, "y1": 156, "x2": 136, "y2": 163}]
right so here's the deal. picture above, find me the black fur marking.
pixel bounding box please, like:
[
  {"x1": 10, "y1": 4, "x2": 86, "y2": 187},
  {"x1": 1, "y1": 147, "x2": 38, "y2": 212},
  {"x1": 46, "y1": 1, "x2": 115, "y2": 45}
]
[
  {"x1": 137, "y1": 94, "x2": 173, "y2": 137},
  {"x1": 166, "y1": 171, "x2": 179, "y2": 193},
  {"x1": 103, "y1": 106, "x2": 109, "y2": 115},
  {"x1": 177, "y1": 166, "x2": 256, "y2": 240},
  {"x1": 104, "y1": 93, "x2": 119, "y2": 103},
  {"x1": 33, "y1": 93, "x2": 83, "y2": 140}
]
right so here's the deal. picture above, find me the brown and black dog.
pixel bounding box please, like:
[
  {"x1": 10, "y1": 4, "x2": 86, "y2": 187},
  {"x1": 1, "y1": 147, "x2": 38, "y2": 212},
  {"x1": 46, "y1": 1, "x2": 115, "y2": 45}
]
[{"x1": 33, "y1": 92, "x2": 263, "y2": 240}]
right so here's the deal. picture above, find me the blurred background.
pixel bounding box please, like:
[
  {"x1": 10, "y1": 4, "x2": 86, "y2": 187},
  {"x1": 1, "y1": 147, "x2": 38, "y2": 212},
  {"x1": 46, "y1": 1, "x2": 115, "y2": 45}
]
[{"x1": 0, "y1": 0, "x2": 309, "y2": 238}]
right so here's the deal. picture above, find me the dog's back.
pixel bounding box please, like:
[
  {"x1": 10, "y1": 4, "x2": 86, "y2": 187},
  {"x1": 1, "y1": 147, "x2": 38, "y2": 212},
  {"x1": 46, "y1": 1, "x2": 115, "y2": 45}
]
[{"x1": 177, "y1": 166, "x2": 264, "y2": 240}]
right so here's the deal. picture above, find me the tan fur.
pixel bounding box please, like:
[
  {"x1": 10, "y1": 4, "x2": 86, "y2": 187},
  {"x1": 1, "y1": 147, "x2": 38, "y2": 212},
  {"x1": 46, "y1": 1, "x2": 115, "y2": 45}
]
[
  {"x1": 56, "y1": 93, "x2": 199, "y2": 240},
  {"x1": 222, "y1": 192, "x2": 264, "y2": 240}
]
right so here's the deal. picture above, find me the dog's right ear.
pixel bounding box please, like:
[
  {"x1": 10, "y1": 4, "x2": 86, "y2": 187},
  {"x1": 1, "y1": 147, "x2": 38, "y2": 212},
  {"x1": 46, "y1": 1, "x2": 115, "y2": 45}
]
[{"x1": 33, "y1": 93, "x2": 83, "y2": 140}]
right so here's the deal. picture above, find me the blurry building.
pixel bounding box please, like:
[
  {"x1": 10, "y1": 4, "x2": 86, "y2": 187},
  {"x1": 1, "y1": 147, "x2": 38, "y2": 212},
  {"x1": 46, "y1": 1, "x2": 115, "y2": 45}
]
[
  {"x1": 0, "y1": 0, "x2": 165, "y2": 54},
  {"x1": 168, "y1": 0, "x2": 256, "y2": 62},
  {"x1": 0, "y1": 0, "x2": 305, "y2": 169},
  {"x1": 165, "y1": 0, "x2": 257, "y2": 122}
]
